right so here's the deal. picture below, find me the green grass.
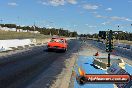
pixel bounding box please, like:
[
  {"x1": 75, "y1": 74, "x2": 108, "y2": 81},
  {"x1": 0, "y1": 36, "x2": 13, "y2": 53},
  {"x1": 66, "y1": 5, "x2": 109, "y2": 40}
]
[
  {"x1": 0, "y1": 30, "x2": 51, "y2": 40},
  {"x1": 114, "y1": 40, "x2": 132, "y2": 45}
]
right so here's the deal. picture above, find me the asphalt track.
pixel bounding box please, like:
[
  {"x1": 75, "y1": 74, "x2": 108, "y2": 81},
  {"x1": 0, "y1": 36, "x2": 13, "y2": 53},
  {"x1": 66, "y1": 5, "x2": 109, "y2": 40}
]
[{"x1": 0, "y1": 39, "x2": 80, "y2": 88}]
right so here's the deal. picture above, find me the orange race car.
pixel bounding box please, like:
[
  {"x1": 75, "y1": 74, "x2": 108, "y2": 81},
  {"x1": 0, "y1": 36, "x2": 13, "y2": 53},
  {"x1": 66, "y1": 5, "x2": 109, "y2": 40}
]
[{"x1": 47, "y1": 38, "x2": 68, "y2": 52}]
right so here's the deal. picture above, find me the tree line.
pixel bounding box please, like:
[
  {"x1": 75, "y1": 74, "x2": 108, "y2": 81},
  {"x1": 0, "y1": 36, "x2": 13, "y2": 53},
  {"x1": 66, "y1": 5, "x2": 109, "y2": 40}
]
[
  {"x1": 113, "y1": 32, "x2": 132, "y2": 41},
  {"x1": 0, "y1": 24, "x2": 78, "y2": 37},
  {"x1": 79, "y1": 31, "x2": 132, "y2": 41},
  {"x1": 79, "y1": 33, "x2": 98, "y2": 38}
]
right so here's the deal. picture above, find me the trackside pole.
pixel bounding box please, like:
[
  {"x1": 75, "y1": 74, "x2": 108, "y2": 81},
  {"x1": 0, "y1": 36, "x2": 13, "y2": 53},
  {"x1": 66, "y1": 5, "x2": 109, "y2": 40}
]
[{"x1": 107, "y1": 52, "x2": 111, "y2": 67}]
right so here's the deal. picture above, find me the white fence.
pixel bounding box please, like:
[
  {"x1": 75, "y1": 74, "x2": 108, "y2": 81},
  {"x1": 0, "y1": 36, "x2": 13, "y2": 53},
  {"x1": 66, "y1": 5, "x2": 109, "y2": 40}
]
[
  {"x1": 0, "y1": 38, "x2": 73, "y2": 52},
  {"x1": 0, "y1": 39, "x2": 32, "y2": 51}
]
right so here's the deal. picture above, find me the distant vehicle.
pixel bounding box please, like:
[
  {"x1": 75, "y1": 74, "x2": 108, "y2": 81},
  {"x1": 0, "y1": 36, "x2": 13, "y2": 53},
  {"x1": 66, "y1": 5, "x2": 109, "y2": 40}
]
[{"x1": 47, "y1": 38, "x2": 68, "y2": 52}]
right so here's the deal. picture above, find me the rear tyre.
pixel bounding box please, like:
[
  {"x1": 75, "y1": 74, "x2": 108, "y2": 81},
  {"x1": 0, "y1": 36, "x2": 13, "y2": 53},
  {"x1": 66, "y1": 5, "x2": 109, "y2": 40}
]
[
  {"x1": 62, "y1": 48, "x2": 67, "y2": 52},
  {"x1": 48, "y1": 48, "x2": 52, "y2": 52}
]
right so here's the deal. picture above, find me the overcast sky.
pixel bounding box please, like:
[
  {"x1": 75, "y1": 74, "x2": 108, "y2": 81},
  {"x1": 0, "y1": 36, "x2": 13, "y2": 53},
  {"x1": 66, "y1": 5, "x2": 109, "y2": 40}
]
[{"x1": 0, "y1": 0, "x2": 132, "y2": 34}]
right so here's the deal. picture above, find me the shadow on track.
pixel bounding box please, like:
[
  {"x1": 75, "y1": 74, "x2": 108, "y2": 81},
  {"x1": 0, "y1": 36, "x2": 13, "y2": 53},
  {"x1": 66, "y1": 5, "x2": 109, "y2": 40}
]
[{"x1": 90, "y1": 64, "x2": 100, "y2": 69}]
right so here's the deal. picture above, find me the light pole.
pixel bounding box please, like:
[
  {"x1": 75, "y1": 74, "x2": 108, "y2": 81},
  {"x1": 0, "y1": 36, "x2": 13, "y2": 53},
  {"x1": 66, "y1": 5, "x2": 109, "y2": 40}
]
[
  {"x1": 33, "y1": 21, "x2": 36, "y2": 38},
  {"x1": 17, "y1": 16, "x2": 20, "y2": 25},
  {"x1": 0, "y1": 18, "x2": 3, "y2": 31},
  {"x1": 117, "y1": 25, "x2": 120, "y2": 43}
]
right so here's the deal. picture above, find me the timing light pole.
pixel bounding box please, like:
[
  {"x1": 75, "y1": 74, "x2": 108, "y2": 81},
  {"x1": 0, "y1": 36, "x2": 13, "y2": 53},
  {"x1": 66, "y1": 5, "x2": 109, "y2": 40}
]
[
  {"x1": 106, "y1": 30, "x2": 122, "y2": 67},
  {"x1": 107, "y1": 30, "x2": 113, "y2": 67},
  {"x1": 99, "y1": 30, "x2": 114, "y2": 67}
]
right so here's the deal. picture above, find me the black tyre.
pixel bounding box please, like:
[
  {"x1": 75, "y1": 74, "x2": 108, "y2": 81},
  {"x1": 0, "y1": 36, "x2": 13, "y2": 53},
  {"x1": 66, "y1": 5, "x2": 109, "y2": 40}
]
[
  {"x1": 48, "y1": 48, "x2": 52, "y2": 52},
  {"x1": 63, "y1": 48, "x2": 67, "y2": 52}
]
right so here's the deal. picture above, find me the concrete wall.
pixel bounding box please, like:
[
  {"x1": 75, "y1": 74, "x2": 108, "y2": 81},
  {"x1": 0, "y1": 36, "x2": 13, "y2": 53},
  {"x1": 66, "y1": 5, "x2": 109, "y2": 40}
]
[
  {"x1": 91, "y1": 40, "x2": 132, "y2": 59},
  {"x1": 115, "y1": 43, "x2": 132, "y2": 50},
  {"x1": 0, "y1": 39, "x2": 32, "y2": 50},
  {"x1": 115, "y1": 47, "x2": 132, "y2": 58},
  {"x1": 0, "y1": 38, "x2": 50, "y2": 51},
  {"x1": 0, "y1": 37, "x2": 74, "y2": 52}
]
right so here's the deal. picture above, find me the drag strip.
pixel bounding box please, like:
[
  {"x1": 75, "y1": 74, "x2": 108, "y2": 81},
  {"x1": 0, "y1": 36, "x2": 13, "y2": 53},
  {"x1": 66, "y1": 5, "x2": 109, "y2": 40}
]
[{"x1": 0, "y1": 39, "x2": 80, "y2": 88}]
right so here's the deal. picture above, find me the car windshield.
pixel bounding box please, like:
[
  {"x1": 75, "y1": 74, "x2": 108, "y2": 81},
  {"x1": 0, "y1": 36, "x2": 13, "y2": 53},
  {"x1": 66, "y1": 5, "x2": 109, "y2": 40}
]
[{"x1": 50, "y1": 39, "x2": 64, "y2": 43}]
